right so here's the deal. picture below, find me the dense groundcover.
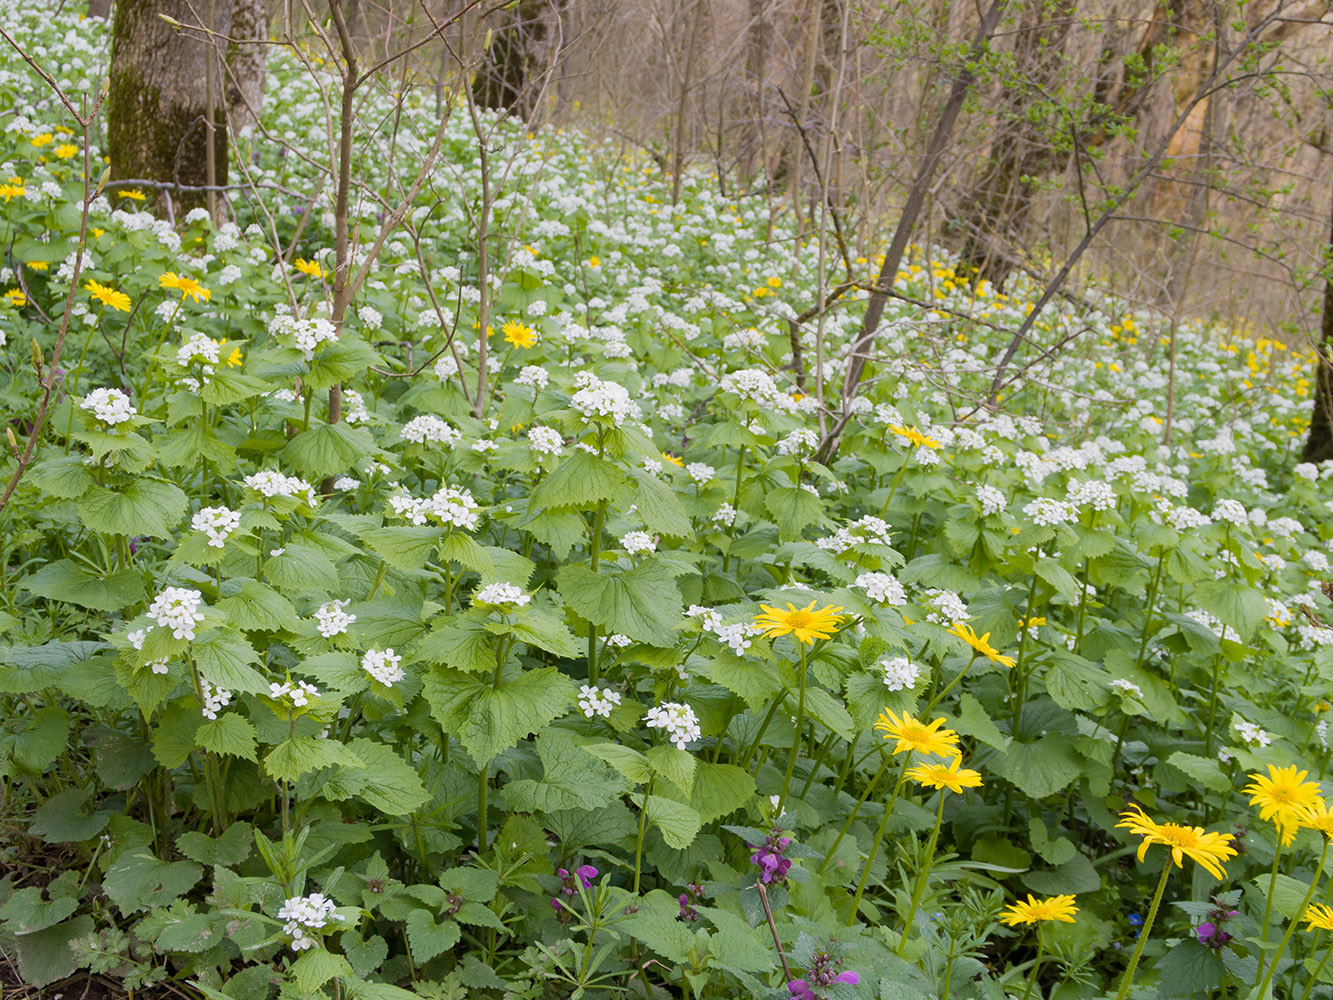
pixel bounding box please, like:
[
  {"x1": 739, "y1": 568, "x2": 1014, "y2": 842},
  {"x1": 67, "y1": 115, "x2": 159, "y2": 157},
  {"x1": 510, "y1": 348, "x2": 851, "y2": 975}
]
[{"x1": 4, "y1": 5, "x2": 1333, "y2": 1000}]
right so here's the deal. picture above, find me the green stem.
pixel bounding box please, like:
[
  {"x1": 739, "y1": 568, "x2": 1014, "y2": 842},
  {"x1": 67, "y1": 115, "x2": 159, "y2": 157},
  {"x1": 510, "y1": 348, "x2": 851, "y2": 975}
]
[
  {"x1": 1257, "y1": 839, "x2": 1328, "y2": 997},
  {"x1": 1112, "y1": 863, "x2": 1171, "y2": 1000},
  {"x1": 1258, "y1": 838, "x2": 1286, "y2": 984},
  {"x1": 1299, "y1": 933, "x2": 1333, "y2": 1000},
  {"x1": 818, "y1": 754, "x2": 890, "y2": 875},
  {"x1": 1022, "y1": 927, "x2": 1046, "y2": 1000},
  {"x1": 847, "y1": 756, "x2": 911, "y2": 924},
  {"x1": 927, "y1": 653, "x2": 978, "y2": 713},
  {"x1": 776, "y1": 645, "x2": 809, "y2": 814},
  {"x1": 897, "y1": 790, "x2": 946, "y2": 954},
  {"x1": 633, "y1": 776, "x2": 655, "y2": 894}
]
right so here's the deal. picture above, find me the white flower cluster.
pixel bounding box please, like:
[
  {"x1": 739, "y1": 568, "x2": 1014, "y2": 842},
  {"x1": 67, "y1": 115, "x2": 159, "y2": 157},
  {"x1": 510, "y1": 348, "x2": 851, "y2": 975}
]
[
  {"x1": 190, "y1": 506, "x2": 241, "y2": 548},
  {"x1": 200, "y1": 677, "x2": 232, "y2": 720},
  {"x1": 361, "y1": 648, "x2": 404, "y2": 686},
  {"x1": 176, "y1": 333, "x2": 221, "y2": 382},
  {"x1": 816, "y1": 515, "x2": 894, "y2": 554},
  {"x1": 528, "y1": 425, "x2": 564, "y2": 456},
  {"x1": 854, "y1": 571, "x2": 907, "y2": 606},
  {"x1": 620, "y1": 531, "x2": 655, "y2": 555},
  {"x1": 243, "y1": 470, "x2": 316, "y2": 505},
  {"x1": 776, "y1": 428, "x2": 819, "y2": 456},
  {"x1": 976, "y1": 484, "x2": 1006, "y2": 516},
  {"x1": 1067, "y1": 479, "x2": 1116, "y2": 512},
  {"x1": 1233, "y1": 719, "x2": 1272, "y2": 747},
  {"x1": 644, "y1": 701, "x2": 702, "y2": 750},
  {"x1": 388, "y1": 485, "x2": 479, "y2": 530},
  {"x1": 313, "y1": 599, "x2": 355, "y2": 638},
  {"x1": 570, "y1": 372, "x2": 642, "y2": 425},
  {"x1": 277, "y1": 893, "x2": 343, "y2": 952},
  {"x1": 712, "y1": 503, "x2": 737, "y2": 526},
  {"x1": 401, "y1": 414, "x2": 462, "y2": 446},
  {"x1": 269, "y1": 679, "x2": 319, "y2": 707},
  {"x1": 578, "y1": 684, "x2": 622, "y2": 718},
  {"x1": 923, "y1": 588, "x2": 969, "y2": 627},
  {"x1": 515, "y1": 365, "x2": 549, "y2": 391},
  {"x1": 1023, "y1": 497, "x2": 1075, "y2": 527},
  {"x1": 80, "y1": 387, "x2": 135, "y2": 426},
  {"x1": 880, "y1": 656, "x2": 920, "y2": 691},
  {"x1": 147, "y1": 587, "x2": 206, "y2": 641},
  {"x1": 473, "y1": 582, "x2": 531, "y2": 607},
  {"x1": 686, "y1": 463, "x2": 714, "y2": 485},
  {"x1": 271, "y1": 314, "x2": 338, "y2": 359},
  {"x1": 1211, "y1": 498, "x2": 1249, "y2": 527},
  {"x1": 718, "y1": 368, "x2": 796, "y2": 410},
  {"x1": 1109, "y1": 678, "x2": 1144, "y2": 699},
  {"x1": 687, "y1": 604, "x2": 765, "y2": 656}
]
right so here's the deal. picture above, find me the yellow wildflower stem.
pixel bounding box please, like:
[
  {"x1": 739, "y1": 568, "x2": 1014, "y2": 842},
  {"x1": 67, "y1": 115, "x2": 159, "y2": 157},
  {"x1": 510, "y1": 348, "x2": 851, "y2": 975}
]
[
  {"x1": 776, "y1": 644, "x2": 809, "y2": 814},
  {"x1": 1258, "y1": 839, "x2": 1285, "y2": 984},
  {"x1": 1112, "y1": 863, "x2": 1171, "y2": 1000},
  {"x1": 927, "y1": 652, "x2": 979, "y2": 713},
  {"x1": 817, "y1": 753, "x2": 890, "y2": 875},
  {"x1": 1299, "y1": 931, "x2": 1333, "y2": 1000},
  {"x1": 876, "y1": 449, "x2": 911, "y2": 519},
  {"x1": 897, "y1": 789, "x2": 946, "y2": 955},
  {"x1": 1021, "y1": 927, "x2": 1046, "y2": 1000},
  {"x1": 1256, "y1": 838, "x2": 1328, "y2": 998},
  {"x1": 847, "y1": 756, "x2": 911, "y2": 925}
]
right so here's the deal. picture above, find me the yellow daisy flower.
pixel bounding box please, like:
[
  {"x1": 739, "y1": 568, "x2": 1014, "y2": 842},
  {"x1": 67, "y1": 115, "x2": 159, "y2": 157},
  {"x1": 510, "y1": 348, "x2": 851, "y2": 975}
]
[
  {"x1": 905, "y1": 755, "x2": 983, "y2": 793},
  {"x1": 888, "y1": 424, "x2": 940, "y2": 449},
  {"x1": 55, "y1": 143, "x2": 79, "y2": 160},
  {"x1": 1116, "y1": 804, "x2": 1237, "y2": 879},
  {"x1": 293, "y1": 257, "x2": 324, "y2": 279},
  {"x1": 29, "y1": 133, "x2": 53, "y2": 148},
  {"x1": 85, "y1": 280, "x2": 130, "y2": 313},
  {"x1": 119, "y1": 189, "x2": 147, "y2": 201},
  {"x1": 0, "y1": 178, "x2": 26, "y2": 202},
  {"x1": 661, "y1": 452, "x2": 684, "y2": 467},
  {"x1": 999, "y1": 894, "x2": 1078, "y2": 926},
  {"x1": 159, "y1": 271, "x2": 210, "y2": 303},
  {"x1": 1305, "y1": 904, "x2": 1333, "y2": 932},
  {"x1": 502, "y1": 320, "x2": 537, "y2": 349},
  {"x1": 947, "y1": 622, "x2": 1016, "y2": 668},
  {"x1": 753, "y1": 601, "x2": 844, "y2": 645},
  {"x1": 3, "y1": 289, "x2": 25, "y2": 307},
  {"x1": 1244, "y1": 764, "x2": 1326, "y2": 846},
  {"x1": 873, "y1": 709, "x2": 960, "y2": 758}
]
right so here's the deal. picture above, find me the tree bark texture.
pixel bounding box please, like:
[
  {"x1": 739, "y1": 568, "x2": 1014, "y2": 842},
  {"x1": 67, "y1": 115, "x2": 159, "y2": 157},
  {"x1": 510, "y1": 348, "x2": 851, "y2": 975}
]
[
  {"x1": 471, "y1": 0, "x2": 568, "y2": 119},
  {"x1": 955, "y1": 0, "x2": 1073, "y2": 289},
  {"x1": 1302, "y1": 189, "x2": 1333, "y2": 463},
  {"x1": 225, "y1": 0, "x2": 269, "y2": 135},
  {"x1": 108, "y1": 0, "x2": 230, "y2": 214}
]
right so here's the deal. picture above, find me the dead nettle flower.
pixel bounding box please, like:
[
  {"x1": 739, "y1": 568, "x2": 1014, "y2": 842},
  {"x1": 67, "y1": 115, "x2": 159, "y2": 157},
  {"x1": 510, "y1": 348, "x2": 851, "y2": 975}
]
[
  {"x1": 751, "y1": 826, "x2": 794, "y2": 885},
  {"x1": 551, "y1": 864, "x2": 598, "y2": 922},
  {"x1": 678, "y1": 882, "x2": 704, "y2": 923}
]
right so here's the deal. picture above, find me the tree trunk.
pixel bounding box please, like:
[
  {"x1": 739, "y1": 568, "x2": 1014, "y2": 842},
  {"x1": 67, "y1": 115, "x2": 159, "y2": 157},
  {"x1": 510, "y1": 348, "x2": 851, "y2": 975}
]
[
  {"x1": 88, "y1": 0, "x2": 112, "y2": 19},
  {"x1": 225, "y1": 0, "x2": 268, "y2": 135},
  {"x1": 108, "y1": 0, "x2": 229, "y2": 214},
  {"x1": 1302, "y1": 188, "x2": 1333, "y2": 463},
  {"x1": 955, "y1": 0, "x2": 1073, "y2": 289},
  {"x1": 471, "y1": 0, "x2": 567, "y2": 119}
]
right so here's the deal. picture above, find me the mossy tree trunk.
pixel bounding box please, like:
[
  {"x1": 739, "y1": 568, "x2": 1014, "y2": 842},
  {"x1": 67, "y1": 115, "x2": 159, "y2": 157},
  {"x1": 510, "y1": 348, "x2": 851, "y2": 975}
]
[
  {"x1": 1302, "y1": 194, "x2": 1333, "y2": 463},
  {"x1": 471, "y1": 0, "x2": 567, "y2": 119},
  {"x1": 226, "y1": 0, "x2": 269, "y2": 136},
  {"x1": 108, "y1": 0, "x2": 230, "y2": 214}
]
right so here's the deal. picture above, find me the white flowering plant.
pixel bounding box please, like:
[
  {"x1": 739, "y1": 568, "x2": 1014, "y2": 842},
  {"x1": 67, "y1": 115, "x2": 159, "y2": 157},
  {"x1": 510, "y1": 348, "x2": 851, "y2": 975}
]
[{"x1": 3, "y1": 5, "x2": 1333, "y2": 999}]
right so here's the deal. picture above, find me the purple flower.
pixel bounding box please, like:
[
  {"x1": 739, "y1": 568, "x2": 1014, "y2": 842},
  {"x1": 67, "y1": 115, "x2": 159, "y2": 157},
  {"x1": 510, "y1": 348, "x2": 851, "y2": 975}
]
[
  {"x1": 788, "y1": 981, "x2": 816, "y2": 1000},
  {"x1": 575, "y1": 864, "x2": 598, "y2": 888},
  {"x1": 750, "y1": 827, "x2": 794, "y2": 885},
  {"x1": 1195, "y1": 907, "x2": 1239, "y2": 949},
  {"x1": 551, "y1": 864, "x2": 600, "y2": 917}
]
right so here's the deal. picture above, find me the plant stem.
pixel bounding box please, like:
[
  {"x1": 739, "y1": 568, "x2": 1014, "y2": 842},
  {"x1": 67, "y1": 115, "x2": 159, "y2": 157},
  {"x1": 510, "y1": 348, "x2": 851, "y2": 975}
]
[
  {"x1": 1022, "y1": 927, "x2": 1046, "y2": 1000},
  {"x1": 897, "y1": 790, "x2": 946, "y2": 954},
  {"x1": 776, "y1": 644, "x2": 809, "y2": 813},
  {"x1": 847, "y1": 755, "x2": 911, "y2": 924},
  {"x1": 818, "y1": 754, "x2": 890, "y2": 874},
  {"x1": 757, "y1": 881, "x2": 794, "y2": 984},
  {"x1": 1258, "y1": 839, "x2": 1286, "y2": 983},
  {"x1": 1112, "y1": 863, "x2": 1171, "y2": 1000},
  {"x1": 1299, "y1": 932, "x2": 1333, "y2": 1000},
  {"x1": 1256, "y1": 839, "x2": 1328, "y2": 997},
  {"x1": 632, "y1": 776, "x2": 655, "y2": 894}
]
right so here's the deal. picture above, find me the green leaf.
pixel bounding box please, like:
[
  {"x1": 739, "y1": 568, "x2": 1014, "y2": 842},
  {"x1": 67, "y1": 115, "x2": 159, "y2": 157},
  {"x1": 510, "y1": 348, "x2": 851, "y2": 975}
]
[
  {"x1": 703, "y1": 651, "x2": 783, "y2": 707},
  {"x1": 263, "y1": 737, "x2": 366, "y2": 783},
  {"x1": 503, "y1": 729, "x2": 626, "y2": 812},
  {"x1": 283, "y1": 421, "x2": 374, "y2": 477},
  {"x1": 362, "y1": 526, "x2": 443, "y2": 571},
  {"x1": 289, "y1": 947, "x2": 354, "y2": 995},
  {"x1": 1193, "y1": 579, "x2": 1267, "y2": 641},
  {"x1": 1043, "y1": 653, "x2": 1107, "y2": 712},
  {"x1": 803, "y1": 686, "x2": 855, "y2": 741},
  {"x1": 423, "y1": 666, "x2": 574, "y2": 763},
  {"x1": 200, "y1": 370, "x2": 270, "y2": 405},
  {"x1": 624, "y1": 890, "x2": 696, "y2": 964},
  {"x1": 153, "y1": 908, "x2": 228, "y2": 953},
  {"x1": 764, "y1": 486, "x2": 826, "y2": 541},
  {"x1": 13, "y1": 915, "x2": 93, "y2": 988},
  {"x1": 76, "y1": 477, "x2": 187, "y2": 538},
  {"x1": 647, "y1": 743, "x2": 697, "y2": 795},
  {"x1": 192, "y1": 630, "x2": 268, "y2": 694},
  {"x1": 1021, "y1": 853, "x2": 1101, "y2": 895},
  {"x1": 529, "y1": 449, "x2": 624, "y2": 510},
  {"x1": 27, "y1": 788, "x2": 109, "y2": 843},
  {"x1": 404, "y1": 908, "x2": 461, "y2": 962},
  {"x1": 151, "y1": 701, "x2": 201, "y2": 768},
  {"x1": 1035, "y1": 557, "x2": 1079, "y2": 600},
  {"x1": 0, "y1": 886, "x2": 79, "y2": 934},
  {"x1": 437, "y1": 531, "x2": 495, "y2": 574},
  {"x1": 1164, "y1": 751, "x2": 1231, "y2": 794},
  {"x1": 176, "y1": 822, "x2": 254, "y2": 867},
  {"x1": 218, "y1": 581, "x2": 300, "y2": 632},
  {"x1": 23, "y1": 559, "x2": 145, "y2": 611},
  {"x1": 993, "y1": 736, "x2": 1081, "y2": 799},
  {"x1": 3, "y1": 707, "x2": 72, "y2": 774},
  {"x1": 304, "y1": 337, "x2": 380, "y2": 391},
  {"x1": 102, "y1": 852, "x2": 202, "y2": 915},
  {"x1": 630, "y1": 469, "x2": 692, "y2": 536},
  {"x1": 954, "y1": 693, "x2": 1010, "y2": 751},
  {"x1": 195, "y1": 714, "x2": 258, "y2": 761},
  {"x1": 645, "y1": 794, "x2": 701, "y2": 849},
  {"x1": 705, "y1": 907, "x2": 774, "y2": 973},
  {"x1": 558, "y1": 558, "x2": 683, "y2": 647},
  {"x1": 509, "y1": 608, "x2": 581, "y2": 658},
  {"x1": 415, "y1": 619, "x2": 497, "y2": 673},
  {"x1": 688, "y1": 763, "x2": 756, "y2": 824},
  {"x1": 583, "y1": 742, "x2": 652, "y2": 784},
  {"x1": 322, "y1": 738, "x2": 429, "y2": 816}
]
